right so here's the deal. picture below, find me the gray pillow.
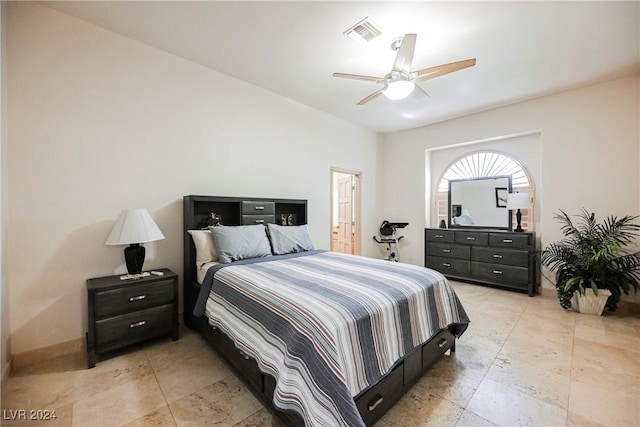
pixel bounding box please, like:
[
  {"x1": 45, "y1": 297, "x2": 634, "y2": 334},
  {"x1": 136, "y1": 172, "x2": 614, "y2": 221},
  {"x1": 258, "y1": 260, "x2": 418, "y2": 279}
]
[
  {"x1": 266, "y1": 223, "x2": 315, "y2": 255},
  {"x1": 209, "y1": 225, "x2": 272, "y2": 263}
]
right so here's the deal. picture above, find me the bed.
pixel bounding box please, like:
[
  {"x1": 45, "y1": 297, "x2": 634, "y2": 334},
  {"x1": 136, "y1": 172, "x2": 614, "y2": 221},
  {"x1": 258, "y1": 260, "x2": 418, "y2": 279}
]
[{"x1": 183, "y1": 195, "x2": 470, "y2": 426}]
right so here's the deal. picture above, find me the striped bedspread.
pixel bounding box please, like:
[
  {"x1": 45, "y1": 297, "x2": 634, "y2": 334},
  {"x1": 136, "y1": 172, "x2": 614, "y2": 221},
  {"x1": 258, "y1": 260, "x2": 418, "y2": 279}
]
[{"x1": 195, "y1": 250, "x2": 469, "y2": 426}]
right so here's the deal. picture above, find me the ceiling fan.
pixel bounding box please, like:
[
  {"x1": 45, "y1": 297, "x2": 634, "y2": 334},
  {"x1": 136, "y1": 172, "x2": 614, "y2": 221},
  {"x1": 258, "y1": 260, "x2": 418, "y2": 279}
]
[{"x1": 333, "y1": 34, "x2": 476, "y2": 105}]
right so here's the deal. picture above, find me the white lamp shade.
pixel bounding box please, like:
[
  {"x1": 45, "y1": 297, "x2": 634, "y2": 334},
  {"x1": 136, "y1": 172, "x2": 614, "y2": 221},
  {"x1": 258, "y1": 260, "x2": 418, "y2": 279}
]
[
  {"x1": 105, "y1": 209, "x2": 165, "y2": 245},
  {"x1": 382, "y1": 80, "x2": 415, "y2": 100},
  {"x1": 506, "y1": 193, "x2": 531, "y2": 210}
]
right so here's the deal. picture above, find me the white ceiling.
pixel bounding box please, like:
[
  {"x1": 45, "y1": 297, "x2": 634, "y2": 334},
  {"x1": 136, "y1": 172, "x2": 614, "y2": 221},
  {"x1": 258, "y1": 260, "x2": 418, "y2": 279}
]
[{"x1": 42, "y1": 1, "x2": 640, "y2": 133}]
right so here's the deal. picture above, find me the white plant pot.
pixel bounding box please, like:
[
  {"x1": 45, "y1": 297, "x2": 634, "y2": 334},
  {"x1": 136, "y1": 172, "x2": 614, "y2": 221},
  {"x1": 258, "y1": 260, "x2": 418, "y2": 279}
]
[{"x1": 571, "y1": 288, "x2": 612, "y2": 315}]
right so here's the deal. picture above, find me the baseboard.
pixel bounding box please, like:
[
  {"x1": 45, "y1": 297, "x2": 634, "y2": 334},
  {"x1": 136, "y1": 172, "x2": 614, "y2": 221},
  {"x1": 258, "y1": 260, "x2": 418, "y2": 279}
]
[
  {"x1": 539, "y1": 286, "x2": 640, "y2": 315},
  {"x1": 11, "y1": 337, "x2": 84, "y2": 370}
]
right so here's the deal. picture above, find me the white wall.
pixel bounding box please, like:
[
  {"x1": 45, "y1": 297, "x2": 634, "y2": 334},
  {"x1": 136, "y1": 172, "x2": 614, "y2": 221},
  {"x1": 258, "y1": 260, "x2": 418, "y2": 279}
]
[
  {"x1": 1, "y1": 0, "x2": 11, "y2": 380},
  {"x1": 381, "y1": 75, "x2": 640, "y2": 283},
  {"x1": 7, "y1": 2, "x2": 378, "y2": 355}
]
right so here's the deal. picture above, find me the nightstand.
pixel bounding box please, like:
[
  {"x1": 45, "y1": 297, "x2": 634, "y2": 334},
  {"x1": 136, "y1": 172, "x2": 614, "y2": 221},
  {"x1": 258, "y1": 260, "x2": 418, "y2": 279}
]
[{"x1": 86, "y1": 268, "x2": 179, "y2": 368}]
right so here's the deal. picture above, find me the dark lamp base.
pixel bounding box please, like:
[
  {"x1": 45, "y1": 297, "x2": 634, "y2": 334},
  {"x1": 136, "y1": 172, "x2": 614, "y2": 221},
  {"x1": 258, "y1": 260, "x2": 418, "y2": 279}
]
[
  {"x1": 514, "y1": 209, "x2": 524, "y2": 232},
  {"x1": 124, "y1": 243, "x2": 145, "y2": 275}
]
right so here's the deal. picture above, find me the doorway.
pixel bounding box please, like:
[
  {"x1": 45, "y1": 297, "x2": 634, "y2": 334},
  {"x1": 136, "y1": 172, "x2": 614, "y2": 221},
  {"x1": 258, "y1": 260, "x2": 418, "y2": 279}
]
[{"x1": 330, "y1": 168, "x2": 361, "y2": 255}]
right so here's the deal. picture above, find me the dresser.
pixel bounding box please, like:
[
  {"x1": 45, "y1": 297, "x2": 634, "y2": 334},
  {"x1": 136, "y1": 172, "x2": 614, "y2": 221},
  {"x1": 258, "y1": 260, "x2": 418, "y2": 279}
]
[
  {"x1": 86, "y1": 268, "x2": 179, "y2": 368},
  {"x1": 425, "y1": 228, "x2": 538, "y2": 296}
]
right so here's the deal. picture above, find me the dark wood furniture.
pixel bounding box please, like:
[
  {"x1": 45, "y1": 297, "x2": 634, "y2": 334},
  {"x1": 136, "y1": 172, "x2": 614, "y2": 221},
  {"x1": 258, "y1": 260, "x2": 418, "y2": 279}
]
[
  {"x1": 86, "y1": 268, "x2": 179, "y2": 368},
  {"x1": 183, "y1": 195, "x2": 460, "y2": 427},
  {"x1": 425, "y1": 228, "x2": 538, "y2": 296}
]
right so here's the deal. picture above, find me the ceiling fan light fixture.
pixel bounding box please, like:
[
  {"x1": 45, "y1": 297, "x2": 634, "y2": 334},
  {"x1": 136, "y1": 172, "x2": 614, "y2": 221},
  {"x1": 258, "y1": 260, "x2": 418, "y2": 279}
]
[{"x1": 382, "y1": 80, "x2": 415, "y2": 100}]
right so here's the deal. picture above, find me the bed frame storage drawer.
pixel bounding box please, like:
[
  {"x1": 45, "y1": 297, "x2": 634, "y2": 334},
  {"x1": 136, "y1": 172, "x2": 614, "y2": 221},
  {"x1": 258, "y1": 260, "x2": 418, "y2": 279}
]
[
  {"x1": 210, "y1": 326, "x2": 262, "y2": 392},
  {"x1": 425, "y1": 256, "x2": 470, "y2": 275},
  {"x1": 422, "y1": 329, "x2": 455, "y2": 369},
  {"x1": 356, "y1": 364, "x2": 403, "y2": 426}
]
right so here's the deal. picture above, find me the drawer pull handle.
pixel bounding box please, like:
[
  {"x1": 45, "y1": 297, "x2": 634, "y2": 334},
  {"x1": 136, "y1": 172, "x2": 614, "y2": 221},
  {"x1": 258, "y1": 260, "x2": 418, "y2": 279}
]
[
  {"x1": 503, "y1": 239, "x2": 513, "y2": 243},
  {"x1": 437, "y1": 338, "x2": 448, "y2": 348},
  {"x1": 129, "y1": 320, "x2": 146, "y2": 328},
  {"x1": 239, "y1": 350, "x2": 250, "y2": 360},
  {"x1": 129, "y1": 295, "x2": 146, "y2": 302},
  {"x1": 443, "y1": 263, "x2": 451, "y2": 267},
  {"x1": 442, "y1": 249, "x2": 451, "y2": 253},
  {"x1": 255, "y1": 219, "x2": 265, "y2": 223},
  {"x1": 254, "y1": 206, "x2": 265, "y2": 210},
  {"x1": 493, "y1": 254, "x2": 503, "y2": 259},
  {"x1": 435, "y1": 234, "x2": 444, "y2": 238},
  {"x1": 466, "y1": 237, "x2": 476, "y2": 241},
  {"x1": 368, "y1": 395, "x2": 384, "y2": 412},
  {"x1": 493, "y1": 270, "x2": 503, "y2": 275}
]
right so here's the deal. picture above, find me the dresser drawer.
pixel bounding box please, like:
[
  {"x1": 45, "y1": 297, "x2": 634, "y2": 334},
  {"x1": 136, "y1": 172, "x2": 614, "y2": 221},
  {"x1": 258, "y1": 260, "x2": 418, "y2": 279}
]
[
  {"x1": 241, "y1": 201, "x2": 275, "y2": 215},
  {"x1": 425, "y1": 243, "x2": 470, "y2": 260},
  {"x1": 454, "y1": 231, "x2": 488, "y2": 246},
  {"x1": 95, "y1": 304, "x2": 174, "y2": 346},
  {"x1": 241, "y1": 214, "x2": 276, "y2": 225},
  {"x1": 471, "y1": 262, "x2": 529, "y2": 285},
  {"x1": 424, "y1": 229, "x2": 454, "y2": 243},
  {"x1": 94, "y1": 279, "x2": 175, "y2": 318},
  {"x1": 472, "y1": 246, "x2": 529, "y2": 267},
  {"x1": 425, "y1": 256, "x2": 470, "y2": 275},
  {"x1": 489, "y1": 233, "x2": 532, "y2": 249},
  {"x1": 356, "y1": 364, "x2": 403, "y2": 425}
]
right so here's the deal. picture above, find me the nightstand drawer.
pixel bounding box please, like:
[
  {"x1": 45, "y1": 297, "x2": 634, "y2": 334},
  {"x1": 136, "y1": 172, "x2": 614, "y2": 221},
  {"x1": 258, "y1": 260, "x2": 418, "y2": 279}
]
[
  {"x1": 95, "y1": 304, "x2": 174, "y2": 346},
  {"x1": 94, "y1": 280, "x2": 175, "y2": 318}
]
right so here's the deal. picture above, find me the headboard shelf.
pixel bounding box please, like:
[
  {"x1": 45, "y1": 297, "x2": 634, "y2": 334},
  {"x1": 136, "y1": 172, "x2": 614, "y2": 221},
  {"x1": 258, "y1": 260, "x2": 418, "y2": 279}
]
[{"x1": 183, "y1": 195, "x2": 307, "y2": 327}]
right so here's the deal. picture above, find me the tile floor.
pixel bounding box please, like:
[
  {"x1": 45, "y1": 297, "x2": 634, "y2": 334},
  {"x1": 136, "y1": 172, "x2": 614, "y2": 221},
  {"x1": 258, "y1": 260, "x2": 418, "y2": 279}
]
[{"x1": 2, "y1": 281, "x2": 639, "y2": 427}]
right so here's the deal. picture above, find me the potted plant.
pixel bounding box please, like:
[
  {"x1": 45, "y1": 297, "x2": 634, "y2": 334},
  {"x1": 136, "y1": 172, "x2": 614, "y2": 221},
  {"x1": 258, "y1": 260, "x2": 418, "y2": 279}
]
[{"x1": 541, "y1": 209, "x2": 640, "y2": 314}]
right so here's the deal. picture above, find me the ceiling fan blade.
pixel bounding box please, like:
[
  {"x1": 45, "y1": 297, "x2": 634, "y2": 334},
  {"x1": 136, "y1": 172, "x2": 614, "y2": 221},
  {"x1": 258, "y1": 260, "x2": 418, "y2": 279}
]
[
  {"x1": 333, "y1": 72, "x2": 383, "y2": 83},
  {"x1": 414, "y1": 84, "x2": 430, "y2": 98},
  {"x1": 416, "y1": 58, "x2": 476, "y2": 82},
  {"x1": 392, "y1": 34, "x2": 416, "y2": 73},
  {"x1": 357, "y1": 89, "x2": 383, "y2": 105}
]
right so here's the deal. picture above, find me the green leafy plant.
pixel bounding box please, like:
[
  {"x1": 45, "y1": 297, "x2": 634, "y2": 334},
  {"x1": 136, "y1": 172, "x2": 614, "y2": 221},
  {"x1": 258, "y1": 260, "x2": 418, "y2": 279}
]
[{"x1": 541, "y1": 209, "x2": 640, "y2": 311}]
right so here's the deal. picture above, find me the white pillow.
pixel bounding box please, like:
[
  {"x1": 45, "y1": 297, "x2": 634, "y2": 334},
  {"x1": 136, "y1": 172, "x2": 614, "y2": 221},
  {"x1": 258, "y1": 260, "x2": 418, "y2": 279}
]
[
  {"x1": 210, "y1": 225, "x2": 272, "y2": 263},
  {"x1": 187, "y1": 230, "x2": 218, "y2": 267},
  {"x1": 266, "y1": 223, "x2": 315, "y2": 255}
]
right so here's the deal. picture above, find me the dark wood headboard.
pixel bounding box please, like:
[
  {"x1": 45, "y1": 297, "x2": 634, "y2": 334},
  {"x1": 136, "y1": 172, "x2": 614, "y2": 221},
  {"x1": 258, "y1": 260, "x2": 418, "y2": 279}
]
[{"x1": 182, "y1": 195, "x2": 307, "y2": 328}]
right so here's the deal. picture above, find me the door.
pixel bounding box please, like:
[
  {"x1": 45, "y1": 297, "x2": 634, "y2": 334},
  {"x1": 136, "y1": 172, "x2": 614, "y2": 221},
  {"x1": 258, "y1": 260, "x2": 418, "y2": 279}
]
[
  {"x1": 331, "y1": 168, "x2": 361, "y2": 255},
  {"x1": 337, "y1": 175, "x2": 353, "y2": 254}
]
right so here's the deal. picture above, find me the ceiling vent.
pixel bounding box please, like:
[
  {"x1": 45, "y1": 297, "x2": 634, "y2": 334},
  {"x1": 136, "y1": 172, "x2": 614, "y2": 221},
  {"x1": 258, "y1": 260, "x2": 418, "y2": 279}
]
[{"x1": 344, "y1": 17, "x2": 382, "y2": 44}]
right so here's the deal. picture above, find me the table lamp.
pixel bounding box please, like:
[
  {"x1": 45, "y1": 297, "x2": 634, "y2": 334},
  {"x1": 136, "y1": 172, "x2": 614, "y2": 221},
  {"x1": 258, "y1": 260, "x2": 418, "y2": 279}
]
[
  {"x1": 506, "y1": 192, "x2": 531, "y2": 232},
  {"x1": 105, "y1": 209, "x2": 165, "y2": 276}
]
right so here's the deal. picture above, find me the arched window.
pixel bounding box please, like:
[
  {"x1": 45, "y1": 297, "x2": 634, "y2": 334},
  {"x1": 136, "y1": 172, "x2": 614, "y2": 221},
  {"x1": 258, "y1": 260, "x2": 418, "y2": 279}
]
[{"x1": 435, "y1": 151, "x2": 535, "y2": 230}]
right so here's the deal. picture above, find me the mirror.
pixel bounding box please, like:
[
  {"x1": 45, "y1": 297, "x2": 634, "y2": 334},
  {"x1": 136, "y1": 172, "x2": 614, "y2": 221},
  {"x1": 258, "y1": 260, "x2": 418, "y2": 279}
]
[{"x1": 448, "y1": 176, "x2": 512, "y2": 230}]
